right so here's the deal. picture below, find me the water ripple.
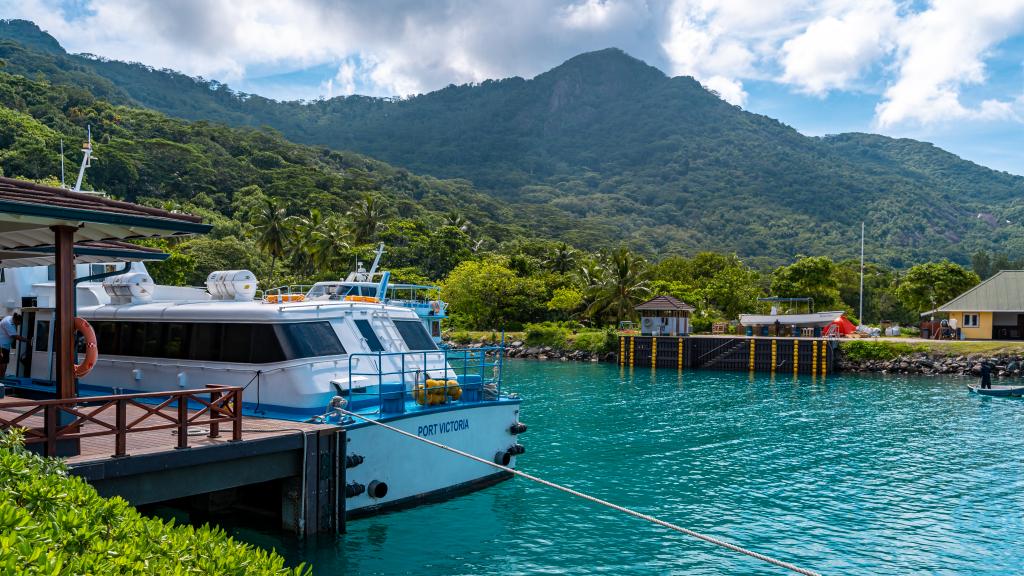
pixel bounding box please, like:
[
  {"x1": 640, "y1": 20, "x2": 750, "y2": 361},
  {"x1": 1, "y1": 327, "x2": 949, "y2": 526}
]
[{"x1": 258, "y1": 363, "x2": 1024, "y2": 575}]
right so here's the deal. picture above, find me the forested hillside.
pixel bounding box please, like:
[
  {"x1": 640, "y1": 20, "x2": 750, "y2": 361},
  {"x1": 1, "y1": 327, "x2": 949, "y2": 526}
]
[
  {"x1": 2, "y1": 20, "x2": 1021, "y2": 267},
  {"x1": 0, "y1": 36, "x2": 994, "y2": 330}
]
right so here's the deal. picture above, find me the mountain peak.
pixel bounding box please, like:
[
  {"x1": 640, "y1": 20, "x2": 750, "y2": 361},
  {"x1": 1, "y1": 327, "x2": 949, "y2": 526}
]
[
  {"x1": 538, "y1": 47, "x2": 665, "y2": 85},
  {"x1": 0, "y1": 19, "x2": 65, "y2": 55}
]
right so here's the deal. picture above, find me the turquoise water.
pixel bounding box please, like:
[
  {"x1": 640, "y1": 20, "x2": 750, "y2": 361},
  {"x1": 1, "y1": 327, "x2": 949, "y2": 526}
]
[{"x1": 246, "y1": 361, "x2": 1024, "y2": 575}]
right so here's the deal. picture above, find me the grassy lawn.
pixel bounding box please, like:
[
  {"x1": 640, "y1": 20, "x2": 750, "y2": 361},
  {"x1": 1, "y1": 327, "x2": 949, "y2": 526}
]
[
  {"x1": 843, "y1": 338, "x2": 1024, "y2": 360},
  {"x1": 909, "y1": 340, "x2": 1024, "y2": 356}
]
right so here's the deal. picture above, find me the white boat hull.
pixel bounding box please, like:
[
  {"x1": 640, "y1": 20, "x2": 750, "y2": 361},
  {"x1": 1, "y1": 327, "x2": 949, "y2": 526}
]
[{"x1": 344, "y1": 402, "x2": 522, "y2": 517}]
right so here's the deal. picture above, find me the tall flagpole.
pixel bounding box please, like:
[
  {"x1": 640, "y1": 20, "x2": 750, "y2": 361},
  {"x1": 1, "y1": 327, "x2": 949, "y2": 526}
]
[{"x1": 859, "y1": 222, "x2": 865, "y2": 323}]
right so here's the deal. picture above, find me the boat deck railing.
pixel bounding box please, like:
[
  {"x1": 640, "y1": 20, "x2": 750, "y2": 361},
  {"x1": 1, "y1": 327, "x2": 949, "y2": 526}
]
[
  {"x1": 345, "y1": 347, "x2": 504, "y2": 414},
  {"x1": 259, "y1": 285, "x2": 316, "y2": 302}
]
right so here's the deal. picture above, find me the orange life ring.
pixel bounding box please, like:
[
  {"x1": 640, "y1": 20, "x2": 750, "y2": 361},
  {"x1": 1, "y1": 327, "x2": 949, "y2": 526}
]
[{"x1": 74, "y1": 317, "x2": 98, "y2": 378}]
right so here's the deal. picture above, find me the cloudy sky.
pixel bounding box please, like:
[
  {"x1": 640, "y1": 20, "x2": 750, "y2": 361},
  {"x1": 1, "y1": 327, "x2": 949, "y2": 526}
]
[{"x1": 6, "y1": 0, "x2": 1024, "y2": 174}]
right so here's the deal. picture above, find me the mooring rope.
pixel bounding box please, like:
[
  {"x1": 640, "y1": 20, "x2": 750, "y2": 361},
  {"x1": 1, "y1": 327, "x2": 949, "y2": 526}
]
[{"x1": 339, "y1": 409, "x2": 821, "y2": 576}]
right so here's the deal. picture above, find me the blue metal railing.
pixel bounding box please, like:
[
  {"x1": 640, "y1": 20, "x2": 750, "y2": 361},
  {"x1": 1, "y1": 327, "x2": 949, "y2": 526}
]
[{"x1": 344, "y1": 346, "x2": 504, "y2": 413}]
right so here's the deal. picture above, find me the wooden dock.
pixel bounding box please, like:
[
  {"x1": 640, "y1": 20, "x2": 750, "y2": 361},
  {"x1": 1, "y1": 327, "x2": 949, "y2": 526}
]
[
  {"x1": 619, "y1": 335, "x2": 837, "y2": 374},
  {"x1": 0, "y1": 387, "x2": 345, "y2": 536}
]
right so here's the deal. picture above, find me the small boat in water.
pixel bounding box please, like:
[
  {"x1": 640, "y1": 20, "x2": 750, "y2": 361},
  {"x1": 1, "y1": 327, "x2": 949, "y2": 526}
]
[{"x1": 968, "y1": 384, "x2": 1024, "y2": 397}]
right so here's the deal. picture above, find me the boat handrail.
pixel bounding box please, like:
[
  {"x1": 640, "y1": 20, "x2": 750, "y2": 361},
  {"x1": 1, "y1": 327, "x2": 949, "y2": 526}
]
[
  {"x1": 345, "y1": 347, "x2": 504, "y2": 411},
  {"x1": 259, "y1": 285, "x2": 315, "y2": 299}
]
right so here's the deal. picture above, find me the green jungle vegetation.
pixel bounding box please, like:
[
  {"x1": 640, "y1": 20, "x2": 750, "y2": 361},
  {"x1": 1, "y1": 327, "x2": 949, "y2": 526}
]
[
  {"x1": 0, "y1": 45, "x2": 992, "y2": 334},
  {"x1": 3, "y1": 20, "x2": 1024, "y2": 268},
  {"x1": 0, "y1": 429, "x2": 308, "y2": 575}
]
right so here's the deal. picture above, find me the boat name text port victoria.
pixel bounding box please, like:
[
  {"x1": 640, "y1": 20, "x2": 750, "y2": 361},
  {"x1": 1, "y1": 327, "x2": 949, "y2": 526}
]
[{"x1": 418, "y1": 418, "x2": 471, "y2": 438}]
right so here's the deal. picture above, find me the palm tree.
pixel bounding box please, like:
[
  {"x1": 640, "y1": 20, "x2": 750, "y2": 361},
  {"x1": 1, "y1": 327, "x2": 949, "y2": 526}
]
[
  {"x1": 251, "y1": 198, "x2": 288, "y2": 286},
  {"x1": 347, "y1": 193, "x2": 386, "y2": 244},
  {"x1": 310, "y1": 214, "x2": 351, "y2": 273},
  {"x1": 584, "y1": 247, "x2": 651, "y2": 324},
  {"x1": 285, "y1": 208, "x2": 326, "y2": 276},
  {"x1": 444, "y1": 211, "x2": 471, "y2": 233},
  {"x1": 545, "y1": 242, "x2": 577, "y2": 274}
]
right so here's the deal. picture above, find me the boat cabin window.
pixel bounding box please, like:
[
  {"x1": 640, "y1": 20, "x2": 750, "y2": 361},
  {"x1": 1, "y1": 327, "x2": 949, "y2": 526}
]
[
  {"x1": 393, "y1": 319, "x2": 437, "y2": 351},
  {"x1": 34, "y1": 320, "x2": 49, "y2": 352},
  {"x1": 276, "y1": 322, "x2": 347, "y2": 358},
  {"x1": 354, "y1": 319, "x2": 385, "y2": 352},
  {"x1": 91, "y1": 320, "x2": 345, "y2": 363}
]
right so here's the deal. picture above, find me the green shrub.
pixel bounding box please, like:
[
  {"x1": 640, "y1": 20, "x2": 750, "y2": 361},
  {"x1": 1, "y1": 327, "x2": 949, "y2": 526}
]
[
  {"x1": 571, "y1": 329, "x2": 617, "y2": 354},
  {"x1": 0, "y1": 430, "x2": 308, "y2": 576},
  {"x1": 524, "y1": 322, "x2": 569, "y2": 349},
  {"x1": 841, "y1": 340, "x2": 925, "y2": 361},
  {"x1": 449, "y1": 330, "x2": 474, "y2": 345}
]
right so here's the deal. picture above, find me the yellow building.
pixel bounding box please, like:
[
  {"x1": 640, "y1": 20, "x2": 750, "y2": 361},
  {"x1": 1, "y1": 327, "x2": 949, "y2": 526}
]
[{"x1": 931, "y1": 270, "x2": 1024, "y2": 340}]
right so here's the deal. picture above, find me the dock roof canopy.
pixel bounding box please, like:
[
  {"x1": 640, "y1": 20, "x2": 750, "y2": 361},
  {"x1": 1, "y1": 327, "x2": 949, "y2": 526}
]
[
  {"x1": 0, "y1": 240, "x2": 169, "y2": 268},
  {"x1": 934, "y1": 270, "x2": 1024, "y2": 313},
  {"x1": 0, "y1": 176, "x2": 209, "y2": 251},
  {"x1": 635, "y1": 295, "x2": 695, "y2": 312}
]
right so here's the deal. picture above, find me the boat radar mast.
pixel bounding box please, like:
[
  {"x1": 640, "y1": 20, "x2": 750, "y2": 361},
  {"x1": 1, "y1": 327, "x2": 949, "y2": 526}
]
[
  {"x1": 368, "y1": 242, "x2": 385, "y2": 275},
  {"x1": 70, "y1": 126, "x2": 102, "y2": 195}
]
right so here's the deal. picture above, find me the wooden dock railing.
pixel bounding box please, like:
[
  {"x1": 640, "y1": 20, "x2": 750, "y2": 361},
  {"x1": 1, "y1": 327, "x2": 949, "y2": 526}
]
[{"x1": 0, "y1": 384, "x2": 243, "y2": 457}]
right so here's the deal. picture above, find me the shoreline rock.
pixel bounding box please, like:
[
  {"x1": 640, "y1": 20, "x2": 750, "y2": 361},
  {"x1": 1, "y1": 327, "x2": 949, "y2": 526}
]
[
  {"x1": 447, "y1": 340, "x2": 608, "y2": 363},
  {"x1": 838, "y1": 351, "x2": 1024, "y2": 378}
]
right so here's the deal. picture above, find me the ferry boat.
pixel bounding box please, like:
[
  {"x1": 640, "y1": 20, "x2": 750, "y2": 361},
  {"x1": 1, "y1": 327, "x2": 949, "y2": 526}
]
[
  {"x1": 269, "y1": 244, "x2": 448, "y2": 345},
  {"x1": 0, "y1": 261, "x2": 524, "y2": 518}
]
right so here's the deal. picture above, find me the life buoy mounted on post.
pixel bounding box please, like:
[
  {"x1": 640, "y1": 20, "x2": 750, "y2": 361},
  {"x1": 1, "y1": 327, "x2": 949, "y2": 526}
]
[{"x1": 73, "y1": 317, "x2": 98, "y2": 378}]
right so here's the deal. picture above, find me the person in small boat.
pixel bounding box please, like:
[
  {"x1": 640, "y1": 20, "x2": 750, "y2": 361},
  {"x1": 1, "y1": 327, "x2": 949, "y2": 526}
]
[
  {"x1": 0, "y1": 312, "x2": 26, "y2": 376},
  {"x1": 979, "y1": 362, "x2": 992, "y2": 389}
]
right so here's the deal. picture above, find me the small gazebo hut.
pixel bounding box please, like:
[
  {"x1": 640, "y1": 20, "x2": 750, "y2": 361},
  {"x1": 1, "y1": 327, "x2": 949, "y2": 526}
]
[{"x1": 635, "y1": 295, "x2": 695, "y2": 336}]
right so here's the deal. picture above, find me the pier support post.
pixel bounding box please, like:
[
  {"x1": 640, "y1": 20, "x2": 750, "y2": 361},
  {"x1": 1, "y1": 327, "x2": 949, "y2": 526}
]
[
  {"x1": 282, "y1": 429, "x2": 344, "y2": 537},
  {"x1": 651, "y1": 337, "x2": 657, "y2": 369},
  {"x1": 748, "y1": 339, "x2": 756, "y2": 371},
  {"x1": 677, "y1": 337, "x2": 683, "y2": 370},
  {"x1": 629, "y1": 337, "x2": 635, "y2": 368},
  {"x1": 771, "y1": 339, "x2": 777, "y2": 373}
]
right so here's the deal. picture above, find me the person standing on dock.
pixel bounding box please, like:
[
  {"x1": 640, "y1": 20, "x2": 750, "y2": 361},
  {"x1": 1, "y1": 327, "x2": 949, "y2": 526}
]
[{"x1": 0, "y1": 312, "x2": 26, "y2": 377}]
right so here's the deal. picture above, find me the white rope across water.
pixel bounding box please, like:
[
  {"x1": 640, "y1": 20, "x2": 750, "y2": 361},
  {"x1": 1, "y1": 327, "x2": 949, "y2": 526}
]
[{"x1": 340, "y1": 410, "x2": 822, "y2": 576}]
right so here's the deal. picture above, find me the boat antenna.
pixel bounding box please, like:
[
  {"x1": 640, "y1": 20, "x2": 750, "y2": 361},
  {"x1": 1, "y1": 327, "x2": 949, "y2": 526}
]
[
  {"x1": 368, "y1": 242, "x2": 385, "y2": 275},
  {"x1": 72, "y1": 125, "x2": 93, "y2": 192},
  {"x1": 859, "y1": 221, "x2": 864, "y2": 323},
  {"x1": 59, "y1": 139, "x2": 66, "y2": 188}
]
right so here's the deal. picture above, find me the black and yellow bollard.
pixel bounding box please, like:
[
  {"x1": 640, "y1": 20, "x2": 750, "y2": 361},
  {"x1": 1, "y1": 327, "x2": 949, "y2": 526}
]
[
  {"x1": 811, "y1": 340, "x2": 818, "y2": 376},
  {"x1": 792, "y1": 339, "x2": 799, "y2": 375},
  {"x1": 820, "y1": 341, "x2": 828, "y2": 377}
]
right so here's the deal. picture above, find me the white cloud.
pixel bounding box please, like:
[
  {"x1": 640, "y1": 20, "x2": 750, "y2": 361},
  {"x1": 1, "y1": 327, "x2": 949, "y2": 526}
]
[
  {"x1": 560, "y1": 0, "x2": 646, "y2": 30},
  {"x1": 875, "y1": 0, "x2": 1024, "y2": 127},
  {"x1": 780, "y1": 1, "x2": 899, "y2": 95},
  {"x1": 2, "y1": 0, "x2": 1024, "y2": 133}
]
